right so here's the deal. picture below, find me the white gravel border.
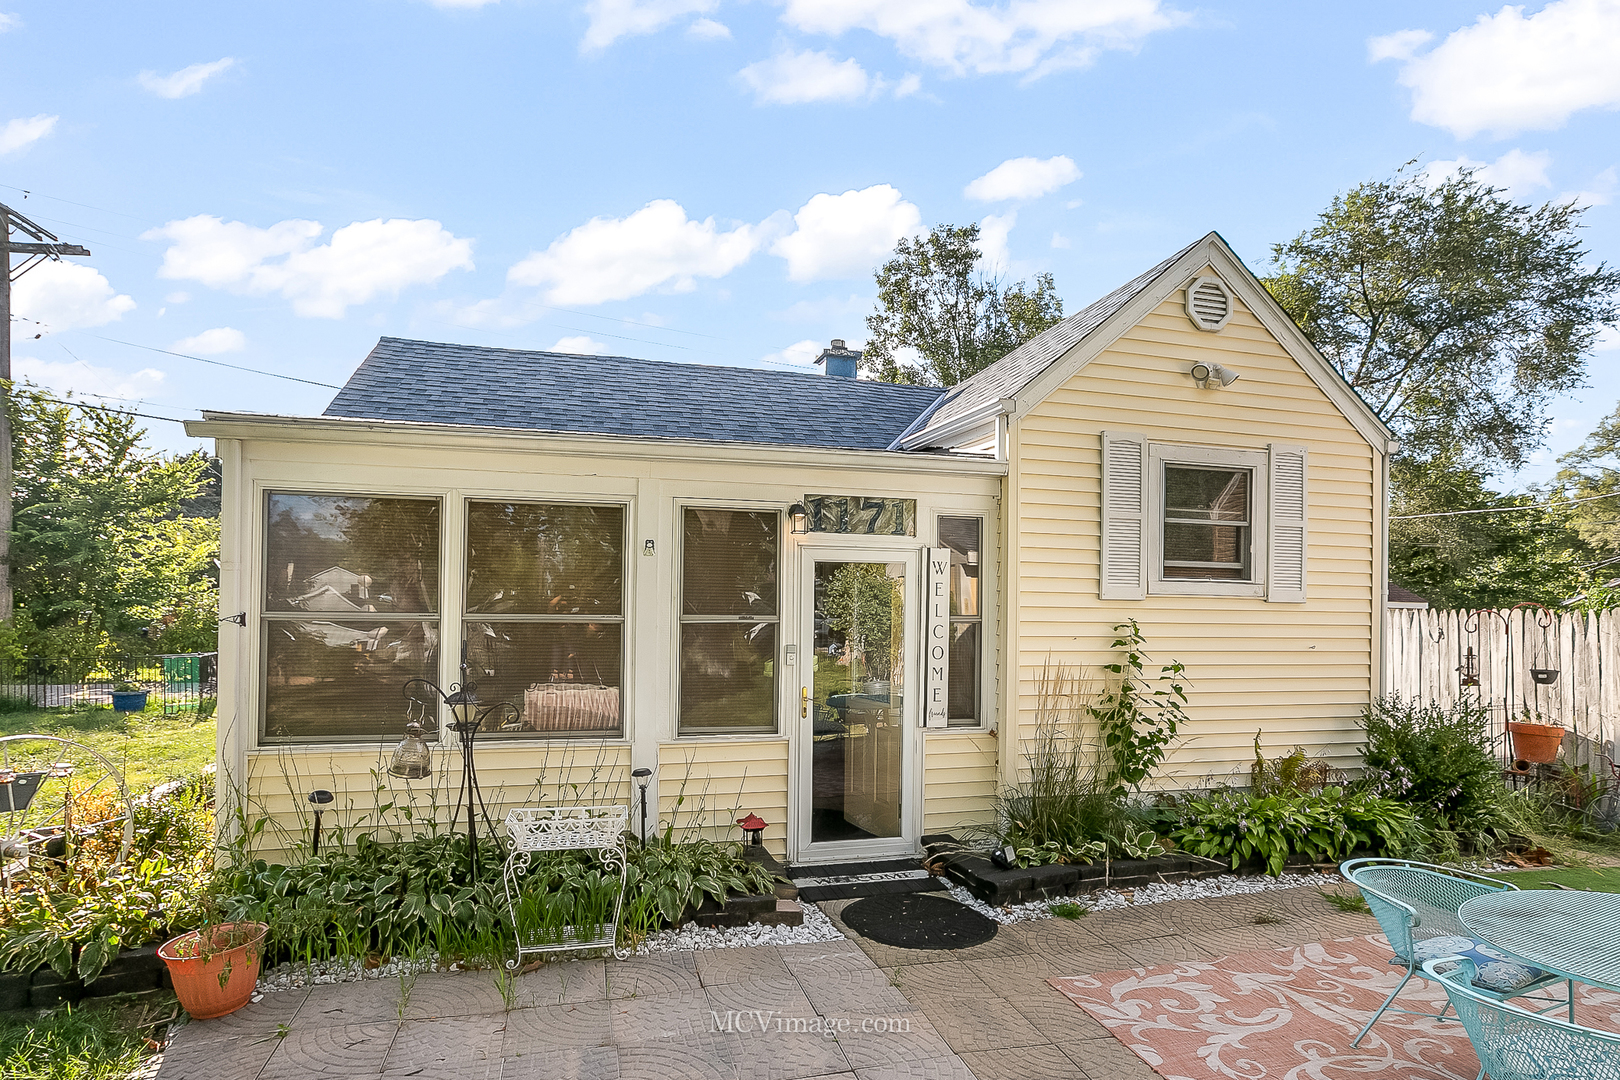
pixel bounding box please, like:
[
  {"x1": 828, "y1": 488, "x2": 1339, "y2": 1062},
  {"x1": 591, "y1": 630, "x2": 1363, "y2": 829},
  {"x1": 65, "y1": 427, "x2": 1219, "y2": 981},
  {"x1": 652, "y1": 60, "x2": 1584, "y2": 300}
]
[{"x1": 943, "y1": 870, "x2": 1345, "y2": 924}]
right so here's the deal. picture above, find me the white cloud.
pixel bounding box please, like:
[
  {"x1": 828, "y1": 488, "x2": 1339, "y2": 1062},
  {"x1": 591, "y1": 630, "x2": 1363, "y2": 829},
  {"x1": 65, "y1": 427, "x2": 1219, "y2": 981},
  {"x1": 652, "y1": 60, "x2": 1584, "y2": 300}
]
[
  {"x1": 688, "y1": 17, "x2": 730, "y2": 38},
  {"x1": 582, "y1": 0, "x2": 715, "y2": 49},
  {"x1": 0, "y1": 114, "x2": 57, "y2": 155},
  {"x1": 771, "y1": 185, "x2": 923, "y2": 282},
  {"x1": 172, "y1": 327, "x2": 246, "y2": 354},
  {"x1": 138, "y1": 58, "x2": 236, "y2": 99},
  {"x1": 165, "y1": 291, "x2": 191, "y2": 304},
  {"x1": 1423, "y1": 148, "x2": 1553, "y2": 199},
  {"x1": 508, "y1": 200, "x2": 762, "y2": 305},
  {"x1": 1568, "y1": 165, "x2": 1618, "y2": 206},
  {"x1": 964, "y1": 155, "x2": 1080, "y2": 201},
  {"x1": 739, "y1": 49, "x2": 874, "y2": 104},
  {"x1": 1380, "y1": 0, "x2": 1620, "y2": 138},
  {"x1": 0, "y1": 13, "x2": 19, "y2": 32},
  {"x1": 779, "y1": 0, "x2": 1182, "y2": 78},
  {"x1": 976, "y1": 211, "x2": 1015, "y2": 271},
  {"x1": 13, "y1": 356, "x2": 165, "y2": 403},
  {"x1": 145, "y1": 215, "x2": 474, "y2": 318},
  {"x1": 550, "y1": 335, "x2": 608, "y2": 354},
  {"x1": 1050, "y1": 232, "x2": 1071, "y2": 249},
  {"x1": 1366, "y1": 28, "x2": 1432, "y2": 62},
  {"x1": 9, "y1": 261, "x2": 135, "y2": 337},
  {"x1": 761, "y1": 339, "x2": 824, "y2": 367}
]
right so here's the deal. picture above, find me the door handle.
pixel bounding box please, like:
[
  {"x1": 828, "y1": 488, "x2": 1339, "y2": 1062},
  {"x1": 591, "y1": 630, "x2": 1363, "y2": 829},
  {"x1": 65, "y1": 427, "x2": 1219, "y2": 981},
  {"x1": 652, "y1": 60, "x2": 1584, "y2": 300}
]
[{"x1": 801, "y1": 687, "x2": 809, "y2": 719}]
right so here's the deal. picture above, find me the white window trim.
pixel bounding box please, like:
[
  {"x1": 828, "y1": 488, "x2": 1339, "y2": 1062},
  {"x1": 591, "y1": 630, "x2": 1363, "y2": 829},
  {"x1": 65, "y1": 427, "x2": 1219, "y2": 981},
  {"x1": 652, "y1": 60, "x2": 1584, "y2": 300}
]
[
  {"x1": 933, "y1": 511, "x2": 989, "y2": 730},
  {"x1": 1146, "y1": 443, "x2": 1268, "y2": 599}
]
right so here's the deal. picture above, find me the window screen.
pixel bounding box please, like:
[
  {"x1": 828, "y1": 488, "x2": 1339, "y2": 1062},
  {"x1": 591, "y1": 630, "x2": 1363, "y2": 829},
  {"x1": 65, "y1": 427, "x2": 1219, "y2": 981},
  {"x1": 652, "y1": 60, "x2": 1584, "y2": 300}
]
[{"x1": 679, "y1": 508, "x2": 779, "y2": 734}]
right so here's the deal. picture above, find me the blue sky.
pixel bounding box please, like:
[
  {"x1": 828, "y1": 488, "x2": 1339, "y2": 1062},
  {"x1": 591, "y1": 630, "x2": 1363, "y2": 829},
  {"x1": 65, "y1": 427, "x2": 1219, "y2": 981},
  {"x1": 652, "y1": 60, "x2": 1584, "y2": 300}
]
[{"x1": 4, "y1": 0, "x2": 1618, "y2": 485}]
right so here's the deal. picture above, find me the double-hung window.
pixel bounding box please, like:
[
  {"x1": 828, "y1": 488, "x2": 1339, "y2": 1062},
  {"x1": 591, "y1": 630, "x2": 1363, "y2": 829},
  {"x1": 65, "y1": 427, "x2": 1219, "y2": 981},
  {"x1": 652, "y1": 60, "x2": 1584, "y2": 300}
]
[
  {"x1": 679, "y1": 508, "x2": 780, "y2": 735},
  {"x1": 261, "y1": 493, "x2": 441, "y2": 742},
  {"x1": 463, "y1": 501, "x2": 625, "y2": 735}
]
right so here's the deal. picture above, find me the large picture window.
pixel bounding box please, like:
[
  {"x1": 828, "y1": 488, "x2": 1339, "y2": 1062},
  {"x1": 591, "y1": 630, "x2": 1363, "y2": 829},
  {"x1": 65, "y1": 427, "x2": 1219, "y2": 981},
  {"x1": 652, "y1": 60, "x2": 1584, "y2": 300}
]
[
  {"x1": 938, "y1": 516, "x2": 982, "y2": 727},
  {"x1": 679, "y1": 508, "x2": 779, "y2": 734},
  {"x1": 463, "y1": 501, "x2": 625, "y2": 736},
  {"x1": 261, "y1": 493, "x2": 441, "y2": 742}
]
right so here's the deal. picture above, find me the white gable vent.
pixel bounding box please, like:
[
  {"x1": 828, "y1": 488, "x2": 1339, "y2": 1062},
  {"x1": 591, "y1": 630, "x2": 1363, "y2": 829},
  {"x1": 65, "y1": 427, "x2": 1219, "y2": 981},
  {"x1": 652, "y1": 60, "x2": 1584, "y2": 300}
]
[{"x1": 1185, "y1": 274, "x2": 1233, "y2": 332}]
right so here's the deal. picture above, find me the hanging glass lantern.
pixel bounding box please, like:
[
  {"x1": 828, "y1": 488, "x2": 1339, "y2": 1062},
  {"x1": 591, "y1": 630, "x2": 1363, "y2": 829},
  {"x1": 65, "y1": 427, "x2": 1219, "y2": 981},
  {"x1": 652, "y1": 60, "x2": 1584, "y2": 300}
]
[
  {"x1": 389, "y1": 720, "x2": 433, "y2": 779},
  {"x1": 445, "y1": 685, "x2": 480, "y2": 731},
  {"x1": 1457, "y1": 647, "x2": 1480, "y2": 688}
]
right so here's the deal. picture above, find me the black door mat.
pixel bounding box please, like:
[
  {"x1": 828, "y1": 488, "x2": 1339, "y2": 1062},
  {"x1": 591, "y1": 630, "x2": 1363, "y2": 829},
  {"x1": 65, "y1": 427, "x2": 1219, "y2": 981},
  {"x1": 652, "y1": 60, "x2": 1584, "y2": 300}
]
[
  {"x1": 788, "y1": 859, "x2": 947, "y2": 903},
  {"x1": 840, "y1": 892, "x2": 998, "y2": 950}
]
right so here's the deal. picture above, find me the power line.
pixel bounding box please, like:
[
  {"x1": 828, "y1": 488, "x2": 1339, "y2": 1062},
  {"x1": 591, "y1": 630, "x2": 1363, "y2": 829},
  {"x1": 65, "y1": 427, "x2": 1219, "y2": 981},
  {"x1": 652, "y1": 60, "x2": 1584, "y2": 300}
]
[
  {"x1": 18, "y1": 390, "x2": 190, "y2": 426},
  {"x1": 1392, "y1": 490, "x2": 1620, "y2": 520},
  {"x1": 76, "y1": 333, "x2": 342, "y2": 389}
]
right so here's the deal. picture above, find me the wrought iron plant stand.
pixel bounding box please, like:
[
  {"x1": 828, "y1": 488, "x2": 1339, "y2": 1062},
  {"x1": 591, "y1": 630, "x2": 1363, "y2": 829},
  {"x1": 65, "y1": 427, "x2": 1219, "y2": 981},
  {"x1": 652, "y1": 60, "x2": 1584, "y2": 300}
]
[{"x1": 502, "y1": 804, "x2": 632, "y2": 966}]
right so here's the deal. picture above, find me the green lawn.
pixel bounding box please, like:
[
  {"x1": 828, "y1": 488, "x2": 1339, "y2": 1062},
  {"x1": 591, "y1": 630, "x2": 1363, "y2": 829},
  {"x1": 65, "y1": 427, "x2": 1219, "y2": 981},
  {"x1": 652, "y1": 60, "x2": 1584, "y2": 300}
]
[
  {"x1": 0, "y1": 704, "x2": 216, "y2": 795},
  {"x1": 1489, "y1": 866, "x2": 1620, "y2": 893}
]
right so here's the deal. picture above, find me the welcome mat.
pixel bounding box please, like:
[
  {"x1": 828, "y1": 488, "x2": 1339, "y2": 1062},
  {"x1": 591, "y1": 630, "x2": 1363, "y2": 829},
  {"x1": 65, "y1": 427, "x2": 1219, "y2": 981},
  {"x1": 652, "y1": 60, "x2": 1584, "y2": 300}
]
[
  {"x1": 1048, "y1": 935, "x2": 1620, "y2": 1080},
  {"x1": 841, "y1": 892, "x2": 998, "y2": 949}
]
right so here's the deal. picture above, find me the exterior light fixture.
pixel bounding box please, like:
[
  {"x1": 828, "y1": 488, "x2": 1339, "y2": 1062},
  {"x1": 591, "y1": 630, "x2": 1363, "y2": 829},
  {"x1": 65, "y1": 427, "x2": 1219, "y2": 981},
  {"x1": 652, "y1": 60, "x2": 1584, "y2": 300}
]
[
  {"x1": 631, "y1": 767, "x2": 653, "y2": 847},
  {"x1": 308, "y1": 789, "x2": 334, "y2": 855},
  {"x1": 1190, "y1": 362, "x2": 1240, "y2": 389},
  {"x1": 788, "y1": 501, "x2": 810, "y2": 534},
  {"x1": 736, "y1": 813, "x2": 767, "y2": 846},
  {"x1": 389, "y1": 720, "x2": 433, "y2": 780},
  {"x1": 1457, "y1": 647, "x2": 1480, "y2": 688}
]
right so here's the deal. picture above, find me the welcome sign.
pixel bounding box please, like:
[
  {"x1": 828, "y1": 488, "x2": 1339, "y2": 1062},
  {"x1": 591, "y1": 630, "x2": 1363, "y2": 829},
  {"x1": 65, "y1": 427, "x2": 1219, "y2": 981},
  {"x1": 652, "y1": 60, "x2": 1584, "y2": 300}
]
[{"x1": 924, "y1": 547, "x2": 951, "y2": 728}]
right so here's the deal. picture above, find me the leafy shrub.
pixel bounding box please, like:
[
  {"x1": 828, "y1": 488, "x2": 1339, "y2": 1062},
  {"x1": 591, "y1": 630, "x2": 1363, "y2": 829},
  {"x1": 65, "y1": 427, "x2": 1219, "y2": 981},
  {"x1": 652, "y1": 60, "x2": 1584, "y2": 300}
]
[
  {"x1": 1249, "y1": 733, "x2": 1332, "y2": 796},
  {"x1": 1090, "y1": 621, "x2": 1189, "y2": 794},
  {"x1": 1358, "y1": 696, "x2": 1504, "y2": 842},
  {"x1": 1171, "y1": 788, "x2": 1419, "y2": 876}
]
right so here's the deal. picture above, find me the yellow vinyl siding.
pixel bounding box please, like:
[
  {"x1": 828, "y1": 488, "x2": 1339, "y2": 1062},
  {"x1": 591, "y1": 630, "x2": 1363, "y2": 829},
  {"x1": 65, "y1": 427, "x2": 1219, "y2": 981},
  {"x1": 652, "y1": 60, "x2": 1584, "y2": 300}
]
[
  {"x1": 1010, "y1": 281, "x2": 1377, "y2": 786},
  {"x1": 657, "y1": 740, "x2": 788, "y2": 857},
  {"x1": 922, "y1": 730, "x2": 998, "y2": 834},
  {"x1": 239, "y1": 742, "x2": 631, "y2": 864}
]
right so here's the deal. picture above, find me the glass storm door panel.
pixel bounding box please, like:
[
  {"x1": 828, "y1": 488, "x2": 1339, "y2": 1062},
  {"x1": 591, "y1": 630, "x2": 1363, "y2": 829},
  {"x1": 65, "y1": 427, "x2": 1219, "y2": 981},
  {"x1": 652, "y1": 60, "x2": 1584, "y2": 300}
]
[{"x1": 808, "y1": 560, "x2": 907, "y2": 845}]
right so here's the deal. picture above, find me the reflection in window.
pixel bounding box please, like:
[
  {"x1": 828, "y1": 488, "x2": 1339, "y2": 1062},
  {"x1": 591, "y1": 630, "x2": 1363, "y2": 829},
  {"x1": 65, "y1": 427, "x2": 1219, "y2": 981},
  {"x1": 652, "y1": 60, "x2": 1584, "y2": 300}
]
[
  {"x1": 939, "y1": 516, "x2": 981, "y2": 726},
  {"x1": 464, "y1": 501, "x2": 625, "y2": 736},
  {"x1": 680, "y1": 509, "x2": 779, "y2": 734},
  {"x1": 261, "y1": 494, "x2": 441, "y2": 742},
  {"x1": 1162, "y1": 466, "x2": 1251, "y2": 580}
]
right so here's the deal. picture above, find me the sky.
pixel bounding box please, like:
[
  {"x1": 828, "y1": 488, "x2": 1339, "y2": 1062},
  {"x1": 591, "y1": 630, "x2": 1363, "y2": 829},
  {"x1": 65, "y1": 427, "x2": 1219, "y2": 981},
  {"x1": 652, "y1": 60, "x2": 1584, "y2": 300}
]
[{"x1": 3, "y1": 0, "x2": 1618, "y2": 487}]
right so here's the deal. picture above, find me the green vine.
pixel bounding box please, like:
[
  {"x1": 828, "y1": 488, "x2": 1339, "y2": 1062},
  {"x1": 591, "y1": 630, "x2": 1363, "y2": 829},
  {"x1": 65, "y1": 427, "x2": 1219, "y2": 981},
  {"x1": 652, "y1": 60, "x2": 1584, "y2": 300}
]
[{"x1": 1088, "y1": 620, "x2": 1189, "y2": 794}]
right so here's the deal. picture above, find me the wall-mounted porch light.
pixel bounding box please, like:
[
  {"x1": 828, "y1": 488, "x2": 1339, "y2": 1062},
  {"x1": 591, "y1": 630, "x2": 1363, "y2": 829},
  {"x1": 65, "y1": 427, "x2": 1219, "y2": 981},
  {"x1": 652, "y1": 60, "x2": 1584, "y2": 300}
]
[
  {"x1": 1190, "y1": 362, "x2": 1240, "y2": 389},
  {"x1": 788, "y1": 501, "x2": 809, "y2": 534}
]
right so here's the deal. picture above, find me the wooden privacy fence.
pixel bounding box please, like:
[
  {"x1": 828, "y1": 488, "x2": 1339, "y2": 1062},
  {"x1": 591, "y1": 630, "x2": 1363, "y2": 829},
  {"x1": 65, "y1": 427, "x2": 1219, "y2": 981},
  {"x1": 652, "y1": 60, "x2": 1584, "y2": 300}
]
[{"x1": 1384, "y1": 607, "x2": 1619, "y2": 768}]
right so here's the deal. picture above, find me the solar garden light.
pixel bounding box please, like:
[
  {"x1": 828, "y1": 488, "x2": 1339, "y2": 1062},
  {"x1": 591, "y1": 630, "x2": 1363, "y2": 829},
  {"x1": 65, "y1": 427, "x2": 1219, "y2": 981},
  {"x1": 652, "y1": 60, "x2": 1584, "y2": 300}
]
[
  {"x1": 631, "y1": 767, "x2": 652, "y2": 847},
  {"x1": 308, "y1": 789, "x2": 334, "y2": 855},
  {"x1": 736, "y1": 813, "x2": 767, "y2": 846},
  {"x1": 390, "y1": 676, "x2": 517, "y2": 883}
]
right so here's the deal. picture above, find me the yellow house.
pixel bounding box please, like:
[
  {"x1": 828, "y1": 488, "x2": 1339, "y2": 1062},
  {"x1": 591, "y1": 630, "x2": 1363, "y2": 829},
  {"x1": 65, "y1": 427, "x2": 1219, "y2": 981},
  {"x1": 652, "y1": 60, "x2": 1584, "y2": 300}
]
[{"x1": 188, "y1": 232, "x2": 1394, "y2": 864}]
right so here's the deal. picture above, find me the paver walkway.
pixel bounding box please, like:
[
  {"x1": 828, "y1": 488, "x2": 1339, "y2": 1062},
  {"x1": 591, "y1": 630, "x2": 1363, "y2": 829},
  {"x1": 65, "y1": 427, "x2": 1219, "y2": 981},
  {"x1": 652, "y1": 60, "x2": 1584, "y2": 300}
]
[{"x1": 155, "y1": 883, "x2": 1378, "y2": 1080}]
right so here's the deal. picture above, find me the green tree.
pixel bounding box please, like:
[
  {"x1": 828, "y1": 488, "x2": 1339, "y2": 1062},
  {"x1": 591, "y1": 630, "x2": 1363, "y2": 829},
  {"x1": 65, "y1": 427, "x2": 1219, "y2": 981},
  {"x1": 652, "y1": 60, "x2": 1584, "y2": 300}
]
[
  {"x1": 5, "y1": 386, "x2": 217, "y2": 658},
  {"x1": 1553, "y1": 404, "x2": 1620, "y2": 558},
  {"x1": 863, "y1": 223, "x2": 1064, "y2": 386},
  {"x1": 1264, "y1": 164, "x2": 1620, "y2": 471}
]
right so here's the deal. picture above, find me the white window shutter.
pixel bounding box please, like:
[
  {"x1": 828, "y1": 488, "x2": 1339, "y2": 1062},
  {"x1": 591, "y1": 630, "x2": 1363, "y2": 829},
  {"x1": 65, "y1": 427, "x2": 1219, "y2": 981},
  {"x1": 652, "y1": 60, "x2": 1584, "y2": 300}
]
[
  {"x1": 1267, "y1": 444, "x2": 1308, "y2": 603},
  {"x1": 1100, "y1": 431, "x2": 1148, "y2": 600}
]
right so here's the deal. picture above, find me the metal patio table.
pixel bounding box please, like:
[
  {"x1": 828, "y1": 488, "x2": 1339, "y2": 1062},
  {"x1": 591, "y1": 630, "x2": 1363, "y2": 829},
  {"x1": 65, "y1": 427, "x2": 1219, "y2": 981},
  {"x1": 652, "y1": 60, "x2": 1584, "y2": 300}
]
[{"x1": 1457, "y1": 890, "x2": 1620, "y2": 993}]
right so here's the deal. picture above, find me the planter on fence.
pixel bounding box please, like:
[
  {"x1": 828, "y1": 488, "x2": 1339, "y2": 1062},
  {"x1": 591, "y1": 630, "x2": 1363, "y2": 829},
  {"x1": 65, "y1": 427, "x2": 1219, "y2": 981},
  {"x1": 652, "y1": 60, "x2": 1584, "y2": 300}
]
[
  {"x1": 159, "y1": 922, "x2": 267, "y2": 1019},
  {"x1": 1507, "y1": 721, "x2": 1566, "y2": 767}
]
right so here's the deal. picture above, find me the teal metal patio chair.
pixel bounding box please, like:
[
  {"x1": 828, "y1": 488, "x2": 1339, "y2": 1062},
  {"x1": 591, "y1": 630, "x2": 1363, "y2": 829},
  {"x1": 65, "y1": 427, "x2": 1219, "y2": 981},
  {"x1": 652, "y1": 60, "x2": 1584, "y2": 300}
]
[
  {"x1": 1423, "y1": 957, "x2": 1620, "y2": 1080},
  {"x1": 1340, "y1": 858, "x2": 1573, "y2": 1048}
]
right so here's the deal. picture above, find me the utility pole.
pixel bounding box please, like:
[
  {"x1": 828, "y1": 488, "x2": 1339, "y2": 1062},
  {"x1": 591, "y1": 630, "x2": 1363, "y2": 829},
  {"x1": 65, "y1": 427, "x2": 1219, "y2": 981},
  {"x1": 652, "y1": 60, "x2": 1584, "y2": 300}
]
[{"x1": 1, "y1": 203, "x2": 91, "y2": 622}]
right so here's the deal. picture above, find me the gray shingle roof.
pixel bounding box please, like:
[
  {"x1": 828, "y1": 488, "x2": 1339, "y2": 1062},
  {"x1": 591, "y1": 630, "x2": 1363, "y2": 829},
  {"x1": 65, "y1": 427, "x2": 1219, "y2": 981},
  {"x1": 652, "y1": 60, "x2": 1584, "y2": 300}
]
[
  {"x1": 323, "y1": 338, "x2": 946, "y2": 451},
  {"x1": 901, "y1": 235, "x2": 1206, "y2": 447}
]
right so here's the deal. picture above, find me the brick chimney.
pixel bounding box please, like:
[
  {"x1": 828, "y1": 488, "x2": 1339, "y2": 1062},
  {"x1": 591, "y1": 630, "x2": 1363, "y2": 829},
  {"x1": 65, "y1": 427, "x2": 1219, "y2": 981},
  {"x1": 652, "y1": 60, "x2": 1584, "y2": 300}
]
[{"x1": 814, "y1": 339, "x2": 861, "y2": 378}]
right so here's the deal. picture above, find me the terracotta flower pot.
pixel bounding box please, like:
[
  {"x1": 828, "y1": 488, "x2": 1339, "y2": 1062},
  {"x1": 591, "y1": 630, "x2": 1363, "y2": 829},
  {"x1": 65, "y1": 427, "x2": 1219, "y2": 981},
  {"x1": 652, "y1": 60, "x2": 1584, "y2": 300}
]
[
  {"x1": 158, "y1": 922, "x2": 268, "y2": 1019},
  {"x1": 1506, "y1": 721, "x2": 1565, "y2": 767}
]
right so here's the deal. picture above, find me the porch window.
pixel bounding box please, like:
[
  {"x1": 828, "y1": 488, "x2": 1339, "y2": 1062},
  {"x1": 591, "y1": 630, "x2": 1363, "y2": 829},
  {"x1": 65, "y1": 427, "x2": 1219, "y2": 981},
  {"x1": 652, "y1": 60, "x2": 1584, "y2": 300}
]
[
  {"x1": 261, "y1": 493, "x2": 441, "y2": 742},
  {"x1": 938, "y1": 516, "x2": 982, "y2": 727},
  {"x1": 463, "y1": 501, "x2": 625, "y2": 736},
  {"x1": 679, "y1": 508, "x2": 779, "y2": 734}
]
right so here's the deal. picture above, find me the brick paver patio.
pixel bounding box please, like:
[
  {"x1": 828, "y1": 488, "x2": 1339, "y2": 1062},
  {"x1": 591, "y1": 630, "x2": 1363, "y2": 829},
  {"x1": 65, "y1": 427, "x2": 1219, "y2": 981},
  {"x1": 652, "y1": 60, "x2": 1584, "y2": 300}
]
[{"x1": 154, "y1": 884, "x2": 1378, "y2": 1080}]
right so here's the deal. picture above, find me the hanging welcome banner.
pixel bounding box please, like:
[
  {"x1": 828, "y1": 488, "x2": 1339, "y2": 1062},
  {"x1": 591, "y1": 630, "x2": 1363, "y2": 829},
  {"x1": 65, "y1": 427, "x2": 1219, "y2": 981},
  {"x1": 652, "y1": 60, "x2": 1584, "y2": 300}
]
[{"x1": 924, "y1": 547, "x2": 950, "y2": 728}]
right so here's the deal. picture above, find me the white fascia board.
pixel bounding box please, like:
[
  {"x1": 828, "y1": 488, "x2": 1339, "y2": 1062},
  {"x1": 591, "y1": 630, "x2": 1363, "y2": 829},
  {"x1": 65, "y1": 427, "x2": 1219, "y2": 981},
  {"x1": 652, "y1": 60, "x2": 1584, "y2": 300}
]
[
  {"x1": 896, "y1": 397, "x2": 1014, "y2": 454},
  {"x1": 185, "y1": 411, "x2": 1009, "y2": 478}
]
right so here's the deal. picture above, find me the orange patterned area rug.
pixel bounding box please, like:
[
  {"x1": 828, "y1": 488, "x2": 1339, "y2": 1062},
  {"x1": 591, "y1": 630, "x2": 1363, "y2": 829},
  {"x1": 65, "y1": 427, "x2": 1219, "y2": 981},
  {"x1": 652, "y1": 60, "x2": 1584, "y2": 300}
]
[{"x1": 1049, "y1": 935, "x2": 1620, "y2": 1080}]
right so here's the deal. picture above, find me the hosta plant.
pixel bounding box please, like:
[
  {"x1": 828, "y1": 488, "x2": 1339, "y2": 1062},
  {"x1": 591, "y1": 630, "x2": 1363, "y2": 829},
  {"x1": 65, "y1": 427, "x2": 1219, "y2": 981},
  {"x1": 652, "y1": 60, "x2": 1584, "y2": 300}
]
[{"x1": 1171, "y1": 788, "x2": 1419, "y2": 877}]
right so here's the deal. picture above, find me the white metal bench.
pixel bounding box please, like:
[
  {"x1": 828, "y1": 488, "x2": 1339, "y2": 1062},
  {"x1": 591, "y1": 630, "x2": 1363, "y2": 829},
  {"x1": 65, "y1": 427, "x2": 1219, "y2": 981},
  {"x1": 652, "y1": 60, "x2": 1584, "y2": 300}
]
[{"x1": 501, "y1": 805, "x2": 631, "y2": 965}]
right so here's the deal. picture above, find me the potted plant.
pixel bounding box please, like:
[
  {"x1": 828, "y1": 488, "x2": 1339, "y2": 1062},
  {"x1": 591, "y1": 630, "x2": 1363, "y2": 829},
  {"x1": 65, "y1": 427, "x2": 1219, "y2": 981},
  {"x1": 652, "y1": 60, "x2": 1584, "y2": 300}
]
[
  {"x1": 158, "y1": 921, "x2": 268, "y2": 1019},
  {"x1": 1506, "y1": 713, "x2": 1565, "y2": 767},
  {"x1": 109, "y1": 681, "x2": 149, "y2": 714}
]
